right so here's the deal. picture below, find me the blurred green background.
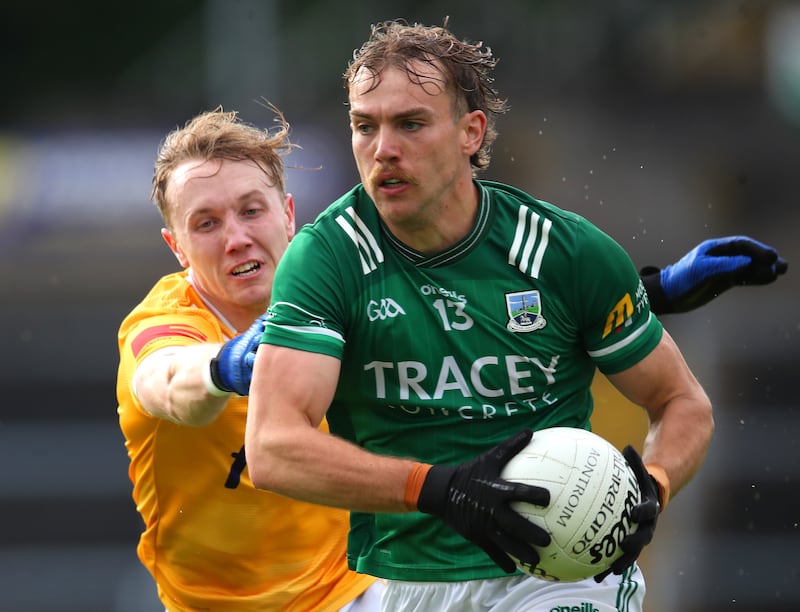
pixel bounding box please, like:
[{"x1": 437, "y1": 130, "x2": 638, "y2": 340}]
[{"x1": 1, "y1": 1, "x2": 798, "y2": 610}]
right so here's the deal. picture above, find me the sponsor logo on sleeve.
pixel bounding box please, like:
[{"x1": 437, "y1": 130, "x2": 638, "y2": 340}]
[{"x1": 601, "y1": 293, "x2": 634, "y2": 339}]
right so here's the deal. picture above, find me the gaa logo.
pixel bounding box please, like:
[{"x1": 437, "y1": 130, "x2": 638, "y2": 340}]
[{"x1": 367, "y1": 298, "x2": 406, "y2": 321}]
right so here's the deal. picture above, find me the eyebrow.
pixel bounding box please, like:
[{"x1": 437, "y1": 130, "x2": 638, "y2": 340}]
[
  {"x1": 185, "y1": 190, "x2": 268, "y2": 216},
  {"x1": 349, "y1": 107, "x2": 431, "y2": 121}
]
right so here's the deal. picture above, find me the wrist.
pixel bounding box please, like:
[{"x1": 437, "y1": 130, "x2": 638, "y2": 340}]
[
  {"x1": 644, "y1": 463, "x2": 671, "y2": 512},
  {"x1": 408, "y1": 463, "x2": 454, "y2": 513},
  {"x1": 202, "y1": 357, "x2": 232, "y2": 397},
  {"x1": 404, "y1": 463, "x2": 433, "y2": 510}
]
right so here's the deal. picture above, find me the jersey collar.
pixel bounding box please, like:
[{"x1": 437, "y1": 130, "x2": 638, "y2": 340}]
[{"x1": 381, "y1": 181, "x2": 493, "y2": 268}]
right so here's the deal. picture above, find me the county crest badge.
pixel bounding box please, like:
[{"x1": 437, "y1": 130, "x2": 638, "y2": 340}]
[{"x1": 505, "y1": 290, "x2": 546, "y2": 333}]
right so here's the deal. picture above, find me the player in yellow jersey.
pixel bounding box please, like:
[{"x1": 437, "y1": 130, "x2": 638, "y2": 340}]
[
  {"x1": 117, "y1": 102, "x2": 785, "y2": 611},
  {"x1": 116, "y1": 107, "x2": 379, "y2": 612}
]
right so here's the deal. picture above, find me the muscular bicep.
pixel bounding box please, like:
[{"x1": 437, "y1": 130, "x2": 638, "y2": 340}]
[
  {"x1": 606, "y1": 330, "x2": 701, "y2": 420},
  {"x1": 606, "y1": 331, "x2": 713, "y2": 496},
  {"x1": 249, "y1": 344, "x2": 340, "y2": 430}
]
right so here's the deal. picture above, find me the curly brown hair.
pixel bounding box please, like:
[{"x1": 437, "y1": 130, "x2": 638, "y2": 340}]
[
  {"x1": 151, "y1": 104, "x2": 294, "y2": 228},
  {"x1": 343, "y1": 18, "x2": 508, "y2": 172}
]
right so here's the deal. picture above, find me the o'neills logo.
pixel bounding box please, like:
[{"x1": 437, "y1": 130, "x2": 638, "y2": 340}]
[
  {"x1": 569, "y1": 451, "x2": 639, "y2": 564},
  {"x1": 549, "y1": 605, "x2": 599, "y2": 612}
]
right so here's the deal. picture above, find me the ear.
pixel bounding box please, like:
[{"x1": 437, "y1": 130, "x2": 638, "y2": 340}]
[
  {"x1": 161, "y1": 227, "x2": 190, "y2": 268},
  {"x1": 461, "y1": 110, "x2": 487, "y2": 157},
  {"x1": 284, "y1": 193, "x2": 297, "y2": 240}
]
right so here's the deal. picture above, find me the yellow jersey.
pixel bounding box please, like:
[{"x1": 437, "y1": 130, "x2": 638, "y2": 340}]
[{"x1": 116, "y1": 270, "x2": 374, "y2": 611}]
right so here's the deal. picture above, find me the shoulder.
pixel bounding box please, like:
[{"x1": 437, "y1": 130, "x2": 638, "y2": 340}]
[
  {"x1": 479, "y1": 180, "x2": 586, "y2": 228},
  {"x1": 284, "y1": 185, "x2": 382, "y2": 262},
  {"x1": 300, "y1": 184, "x2": 374, "y2": 231},
  {"x1": 119, "y1": 271, "x2": 225, "y2": 353}
]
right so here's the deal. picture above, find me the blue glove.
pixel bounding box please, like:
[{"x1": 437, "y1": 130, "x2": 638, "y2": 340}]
[
  {"x1": 641, "y1": 236, "x2": 788, "y2": 314},
  {"x1": 208, "y1": 314, "x2": 267, "y2": 396}
]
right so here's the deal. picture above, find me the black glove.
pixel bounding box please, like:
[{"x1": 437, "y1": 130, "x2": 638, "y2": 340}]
[
  {"x1": 594, "y1": 445, "x2": 660, "y2": 582},
  {"x1": 641, "y1": 235, "x2": 788, "y2": 314},
  {"x1": 417, "y1": 429, "x2": 551, "y2": 573}
]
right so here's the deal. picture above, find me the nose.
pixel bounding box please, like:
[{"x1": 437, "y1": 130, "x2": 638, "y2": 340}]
[
  {"x1": 373, "y1": 128, "x2": 399, "y2": 163},
  {"x1": 225, "y1": 217, "x2": 252, "y2": 252}
]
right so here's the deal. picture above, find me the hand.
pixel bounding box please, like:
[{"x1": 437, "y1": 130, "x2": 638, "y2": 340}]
[
  {"x1": 641, "y1": 235, "x2": 788, "y2": 314},
  {"x1": 416, "y1": 429, "x2": 551, "y2": 573},
  {"x1": 209, "y1": 314, "x2": 267, "y2": 396},
  {"x1": 594, "y1": 445, "x2": 660, "y2": 582}
]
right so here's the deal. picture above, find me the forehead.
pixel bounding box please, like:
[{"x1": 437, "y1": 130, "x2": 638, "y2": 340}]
[
  {"x1": 170, "y1": 158, "x2": 273, "y2": 198},
  {"x1": 349, "y1": 59, "x2": 451, "y2": 109},
  {"x1": 165, "y1": 158, "x2": 278, "y2": 219}
]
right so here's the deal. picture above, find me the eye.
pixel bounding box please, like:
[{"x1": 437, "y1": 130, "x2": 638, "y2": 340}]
[
  {"x1": 196, "y1": 218, "x2": 216, "y2": 231},
  {"x1": 353, "y1": 122, "x2": 374, "y2": 135},
  {"x1": 402, "y1": 120, "x2": 422, "y2": 132}
]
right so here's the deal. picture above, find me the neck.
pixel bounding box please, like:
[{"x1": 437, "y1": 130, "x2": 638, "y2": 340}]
[{"x1": 389, "y1": 180, "x2": 479, "y2": 255}]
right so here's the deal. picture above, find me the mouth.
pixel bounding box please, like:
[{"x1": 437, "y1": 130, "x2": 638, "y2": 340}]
[{"x1": 231, "y1": 261, "x2": 261, "y2": 278}]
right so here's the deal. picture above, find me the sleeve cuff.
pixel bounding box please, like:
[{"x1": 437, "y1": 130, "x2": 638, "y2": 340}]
[
  {"x1": 404, "y1": 463, "x2": 433, "y2": 511},
  {"x1": 202, "y1": 359, "x2": 231, "y2": 397}
]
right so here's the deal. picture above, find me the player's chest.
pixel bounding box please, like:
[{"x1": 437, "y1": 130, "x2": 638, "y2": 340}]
[{"x1": 348, "y1": 265, "x2": 578, "y2": 358}]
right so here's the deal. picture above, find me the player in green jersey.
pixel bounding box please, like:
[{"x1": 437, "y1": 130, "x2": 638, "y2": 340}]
[{"x1": 245, "y1": 19, "x2": 783, "y2": 612}]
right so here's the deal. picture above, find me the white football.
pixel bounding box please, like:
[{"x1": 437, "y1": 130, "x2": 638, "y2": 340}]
[{"x1": 500, "y1": 427, "x2": 641, "y2": 582}]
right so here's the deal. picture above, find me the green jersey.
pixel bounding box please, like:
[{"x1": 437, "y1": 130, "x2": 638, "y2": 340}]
[{"x1": 264, "y1": 180, "x2": 662, "y2": 582}]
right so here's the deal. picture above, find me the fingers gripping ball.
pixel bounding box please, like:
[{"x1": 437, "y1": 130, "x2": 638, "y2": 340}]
[
  {"x1": 500, "y1": 427, "x2": 641, "y2": 582},
  {"x1": 416, "y1": 429, "x2": 551, "y2": 574}
]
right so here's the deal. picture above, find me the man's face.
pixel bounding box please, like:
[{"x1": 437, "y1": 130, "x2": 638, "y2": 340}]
[
  {"x1": 162, "y1": 158, "x2": 295, "y2": 329},
  {"x1": 348, "y1": 60, "x2": 485, "y2": 239}
]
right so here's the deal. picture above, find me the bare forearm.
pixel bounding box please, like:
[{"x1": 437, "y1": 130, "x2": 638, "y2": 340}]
[
  {"x1": 134, "y1": 344, "x2": 230, "y2": 425},
  {"x1": 607, "y1": 330, "x2": 714, "y2": 501},
  {"x1": 245, "y1": 421, "x2": 417, "y2": 513},
  {"x1": 643, "y1": 392, "x2": 714, "y2": 497}
]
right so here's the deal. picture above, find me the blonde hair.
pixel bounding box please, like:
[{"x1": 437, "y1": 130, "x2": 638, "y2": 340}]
[{"x1": 152, "y1": 104, "x2": 293, "y2": 226}]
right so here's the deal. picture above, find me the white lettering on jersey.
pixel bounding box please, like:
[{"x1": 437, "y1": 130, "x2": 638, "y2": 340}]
[
  {"x1": 336, "y1": 206, "x2": 384, "y2": 275},
  {"x1": 390, "y1": 396, "x2": 558, "y2": 420},
  {"x1": 364, "y1": 354, "x2": 560, "y2": 401},
  {"x1": 419, "y1": 284, "x2": 466, "y2": 302},
  {"x1": 509, "y1": 206, "x2": 551, "y2": 279},
  {"x1": 419, "y1": 284, "x2": 474, "y2": 331},
  {"x1": 366, "y1": 298, "x2": 406, "y2": 321}
]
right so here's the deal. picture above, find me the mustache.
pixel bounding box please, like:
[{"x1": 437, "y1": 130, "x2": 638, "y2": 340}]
[{"x1": 368, "y1": 165, "x2": 415, "y2": 187}]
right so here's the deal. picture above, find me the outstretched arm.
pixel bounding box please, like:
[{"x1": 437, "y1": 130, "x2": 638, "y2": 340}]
[
  {"x1": 133, "y1": 315, "x2": 266, "y2": 425},
  {"x1": 641, "y1": 236, "x2": 787, "y2": 314}
]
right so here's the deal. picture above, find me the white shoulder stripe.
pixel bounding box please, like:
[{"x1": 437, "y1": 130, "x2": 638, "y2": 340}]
[
  {"x1": 531, "y1": 218, "x2": 551, "y2": 278},
  {"x1": 508, "y1": 206, "x2": 551, "y2": 279},
  {"x1": 587, "y1": 313, "x2": 654, "y2": 358},
  {"x1": 265, "y1": 320, "x2": 345, "y2": 343},
  {"x1": 335, "y1": 206, "x2": 384, "y2": 275}
]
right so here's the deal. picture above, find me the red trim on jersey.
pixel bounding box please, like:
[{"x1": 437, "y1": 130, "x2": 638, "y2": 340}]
[{"x1": 131, "y1": 323, "x2": 208, "y2": 357}]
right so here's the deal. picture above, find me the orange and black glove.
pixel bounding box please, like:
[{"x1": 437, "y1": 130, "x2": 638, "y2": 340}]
[{"x1": 410, "y1": 429, "x2": 551, "y2": 574}]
